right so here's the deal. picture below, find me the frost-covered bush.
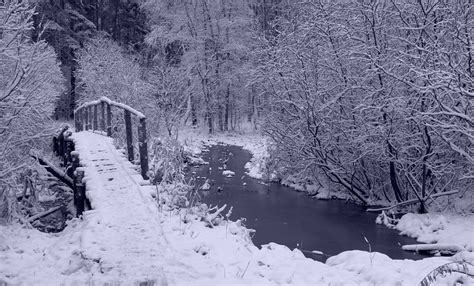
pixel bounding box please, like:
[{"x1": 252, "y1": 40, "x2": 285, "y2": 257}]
[
  {"x1": 150, "y1": 137, "x2": 196, "y2": 210},
  {"x1": 150, "y1": 137, "x2": 188, "y2": 184},
  {"x1": 0, "y1": 1, "x2": 64, "y2": 223}
]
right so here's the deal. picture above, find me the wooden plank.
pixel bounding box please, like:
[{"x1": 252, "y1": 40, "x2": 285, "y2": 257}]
[
  {"x1": 124, "y1": 109, "x2": 134, "y2": 162},
  {"x1": 138, "y1": 117, "x2": 149, "y2": 180}
]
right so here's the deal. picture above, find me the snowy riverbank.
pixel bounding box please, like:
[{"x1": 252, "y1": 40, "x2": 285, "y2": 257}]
[{"x1": 378, "y1": 212, "x2": 474, "y2": 254}]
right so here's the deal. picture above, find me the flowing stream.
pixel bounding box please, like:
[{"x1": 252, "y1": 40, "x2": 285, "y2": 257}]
[{"x1": 188, "y1": 144, "x2": 427, "y2": 262}]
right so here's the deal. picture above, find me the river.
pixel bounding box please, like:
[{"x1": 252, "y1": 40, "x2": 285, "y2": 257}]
[{"x1": 188, "y1": 144, "x2": 427, "y2": 262}]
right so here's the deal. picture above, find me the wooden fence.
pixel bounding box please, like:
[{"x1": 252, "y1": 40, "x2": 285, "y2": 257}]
[{"x1": 74, "y1": 97, "x2": 149, "y2": 180}]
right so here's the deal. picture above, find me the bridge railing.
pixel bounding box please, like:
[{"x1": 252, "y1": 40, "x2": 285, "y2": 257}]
[{"x1": 74, "y1": 96, "x2": 149, "y2": 180}]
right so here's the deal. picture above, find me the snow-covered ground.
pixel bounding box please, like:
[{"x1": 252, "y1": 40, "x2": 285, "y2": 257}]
[
  {"x1": 2, "y1": 216, "x2": 473, "y2": 285},
  {"x1": 1, "y1": 130, "x2": 473, "y2": 285}
]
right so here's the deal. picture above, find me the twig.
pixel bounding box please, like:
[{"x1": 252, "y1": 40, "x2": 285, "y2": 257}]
[{"x1": 240, "y1": 261, "x2": 251, "y2": 279}]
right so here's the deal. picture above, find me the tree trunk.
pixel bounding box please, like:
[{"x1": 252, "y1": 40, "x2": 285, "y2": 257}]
[
  {"x1": 224, "y1": 85, "x2": 230, "y2": 131},
  {"x1": 387, "y1": 141, "x2": 403, "y2": 202},
  {"x1": 113, "y1": 0, "x2": 120, "y2": 41},
  {"x1": 70, "y1": 63, "x2": 76, "y2": 119},
  {"x1": 389, "y1": 161, "x2": 403, "y2": 203},
  {"x1": 207, "y1": 112, "x2": 213, "y2": 134}
]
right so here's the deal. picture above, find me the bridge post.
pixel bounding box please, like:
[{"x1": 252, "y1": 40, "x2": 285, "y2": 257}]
[
  {"x1": 101, "y1": 101, "x2": 106, "y2": 132},
  {"x1": 124, "y1": 109, "x2": 134, "y2": 162},
  {"x1": 88, "y1": 106, "x2": 93, "y2": 130},
  {"x1": 74, "y1": 169, "x2": 86, "y2": 216},
  {"x1": 84, "y1": 107, "x2": 89, "y2": 131},
  {"x1": 106, "y1": 103, "x2": 112, "y2": 136},
  {"x1": 74, "y1": 111, "x2": 80, "y2": 132},
  {"x1": 58, "y1": 129, "x2": 64, "y2": 159},
  {"x1": 68, "y1": 151, "x2": 79, "y2": 179},
  {"x1": 64, "y1": 132, "x2": 74, "y2": 166},
  {"x1": 78, "y1": 110, "x2": 83, "y2": 131},
  {"x1": 93, "y1": 105, "x2": 98, "y2": 131},
  {"x1": 138, "y1": 117, "x2": 149, "y2": 180}
]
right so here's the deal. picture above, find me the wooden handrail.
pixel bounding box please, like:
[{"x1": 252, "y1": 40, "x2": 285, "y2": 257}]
[
  {"x1": 74, "y1": 97, "x2": 149, "y2": 180},
  {"x1": 74, "y1": 97, "x2": 145, "y2": 119}
]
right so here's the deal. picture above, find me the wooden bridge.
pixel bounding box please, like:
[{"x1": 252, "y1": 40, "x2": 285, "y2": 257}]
[
  {"x1": 53, "y1": 97, "x2": 152, "y2": 215},
  {"x1": 43, "y1": 97, "x2": 187, "y2": 281}
]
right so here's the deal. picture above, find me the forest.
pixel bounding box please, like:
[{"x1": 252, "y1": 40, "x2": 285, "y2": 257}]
[
  {"x1": 0, "y1": 0, "x2": 473, "y2": 285},
  {"x1": 2, "y1": 0, "x2": 472, "y2": 213}
]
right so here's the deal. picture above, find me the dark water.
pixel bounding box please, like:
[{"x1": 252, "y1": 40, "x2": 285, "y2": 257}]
[{"x1": 188, "y1": 144, "x2": 427, "y2": 262}]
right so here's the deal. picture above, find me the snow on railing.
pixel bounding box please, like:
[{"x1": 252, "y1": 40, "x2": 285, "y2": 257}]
[
  {"x1": 75, "y1": 97, "x2": 145, "y2": 119},
  {"x1": 73, "y1": 96, "x2": 149, "y2": 180}
]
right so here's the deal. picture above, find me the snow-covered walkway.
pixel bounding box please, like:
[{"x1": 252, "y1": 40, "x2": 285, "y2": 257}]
[{"x1": 69, "y1": 131, "x2": 173, "y2": 282}]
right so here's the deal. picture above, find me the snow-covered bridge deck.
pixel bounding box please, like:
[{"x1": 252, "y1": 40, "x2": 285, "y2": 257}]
[{"x1": 69, "y1": 131, "x2": 173, "y2": 283}]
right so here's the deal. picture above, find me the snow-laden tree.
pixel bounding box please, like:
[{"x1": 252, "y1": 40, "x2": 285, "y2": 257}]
[
  {"x1": 75, "y1": 33, "x2": 152, "y2": 107},
  {"x1": 146, "y1": 65, "x2": 189, "y2": 137},
  {"x1": 75, "y1": 33, "x2": 157, "y2": 151},
  {"x1": 0, "y1": 0, "x2": 64, "y2": 222},
  {"x1": 254, "y1": 0, "x2": 473, "y2": 209},
  {"x1": 142, "y1": 0, "x2": 257, "y2": 133}
]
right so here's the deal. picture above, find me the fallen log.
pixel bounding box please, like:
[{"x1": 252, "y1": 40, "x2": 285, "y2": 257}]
[
  {"x1": 402, "y1": 243, "x2": 464, "y2": 253},
  {"x1": 28, "y1": 206, "x2": 63, "y2": 222},
  {"x1": 30, "y1": 151, "x2": 74, "y2": 189},
  {"x1": 366, "y1": 190, "x2": 459, "y2": 212}
]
